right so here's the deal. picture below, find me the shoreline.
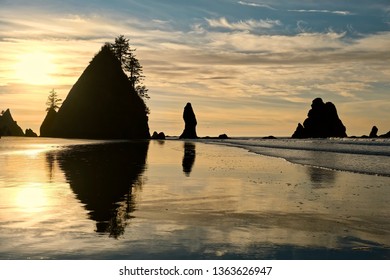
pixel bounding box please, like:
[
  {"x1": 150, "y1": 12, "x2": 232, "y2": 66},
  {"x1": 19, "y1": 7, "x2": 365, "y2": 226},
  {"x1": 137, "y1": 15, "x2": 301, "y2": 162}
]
[
  {"x1": 198, "y1": 137, "x2": 390, "y2": 178},
  {"x1": 1, "y1": 135, "x2": 389, "y2": 177}
]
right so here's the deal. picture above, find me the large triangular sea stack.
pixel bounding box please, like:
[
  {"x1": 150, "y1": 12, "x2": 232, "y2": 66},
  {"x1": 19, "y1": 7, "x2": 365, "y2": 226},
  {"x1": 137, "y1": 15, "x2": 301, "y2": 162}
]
[
  {"x1": 40, "y1": 45, "x2": 150, "y2": 139},
  {"x1": 292, "y1": 98, "x2": 347, "y2": 138}
]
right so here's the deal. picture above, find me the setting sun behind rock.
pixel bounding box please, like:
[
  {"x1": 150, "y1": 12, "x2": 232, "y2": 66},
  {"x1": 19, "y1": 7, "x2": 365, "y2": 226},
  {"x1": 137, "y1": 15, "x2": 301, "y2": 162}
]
[{"x1": 14, "y1": 51, "x2": 56, "y2": 85}]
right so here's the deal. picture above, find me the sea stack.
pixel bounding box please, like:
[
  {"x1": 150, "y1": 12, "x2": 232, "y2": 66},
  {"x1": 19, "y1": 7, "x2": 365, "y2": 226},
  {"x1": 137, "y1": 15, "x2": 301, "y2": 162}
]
[
  {"x1": 0, "y1": 109, "x2": 24, "y2": 136},
  {"x1": 292, "y1": 98, "x2": 347, "y2": 138},
  {"x1": 179, "y1": 103, "x2": 198, "y2": 139},
  {"x1": 151, "y1": 131, "x2": 166, "y2": 140},
  {"x1": 369, "y1": 126, "x2": 378, "y2": 138},
  {"x1": 40, "y1": 45, "x2": 150, "y2": 139},
  {"x1": 25, "y1": 129, "x2": 38, "y2": 137}
]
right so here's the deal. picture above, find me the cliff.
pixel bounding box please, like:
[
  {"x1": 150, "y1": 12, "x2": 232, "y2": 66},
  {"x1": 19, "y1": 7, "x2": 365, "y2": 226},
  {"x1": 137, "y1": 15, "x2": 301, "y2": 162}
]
[
  {"x1": 41, "y1": 45, "x2": 150, "y2": 139},
  {"x1": 0, "y1": 109, "x2": 24, "y2": 136}
]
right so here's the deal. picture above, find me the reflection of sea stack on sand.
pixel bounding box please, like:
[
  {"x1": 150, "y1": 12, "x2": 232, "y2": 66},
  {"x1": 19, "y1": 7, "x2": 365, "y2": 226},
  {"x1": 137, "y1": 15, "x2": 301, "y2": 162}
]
[
  {"x1": 56, "y1": 141, "x2": 149, "y2": 238},
  {"x1": 182, "y1": 142, "x2": 196, "y2": 176},
  {"x1": 179, "y1": 103, "x2": 198, "y2": 139}
]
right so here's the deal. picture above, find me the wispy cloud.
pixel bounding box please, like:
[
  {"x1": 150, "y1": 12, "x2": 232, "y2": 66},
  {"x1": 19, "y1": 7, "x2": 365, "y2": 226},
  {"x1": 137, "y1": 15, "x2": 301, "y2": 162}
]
[
  {"x1": 206, "y1": 17, "x2": 282, "y2": 31},
  {"x1": 237, "y1": 1, "x2": 275, "y2": 10},
  {"x1": 288, "y1": 9, "x2": 354, "y2": 16},
  {"x1": 1, "y1": 0, "x2": 389, "y2": 136}
]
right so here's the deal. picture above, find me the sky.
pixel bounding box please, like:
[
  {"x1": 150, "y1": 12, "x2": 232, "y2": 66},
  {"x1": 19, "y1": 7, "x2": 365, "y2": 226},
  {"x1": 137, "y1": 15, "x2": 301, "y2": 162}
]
[{"x1": 0, "y1": 0, "x2": 389, "y2": 137}]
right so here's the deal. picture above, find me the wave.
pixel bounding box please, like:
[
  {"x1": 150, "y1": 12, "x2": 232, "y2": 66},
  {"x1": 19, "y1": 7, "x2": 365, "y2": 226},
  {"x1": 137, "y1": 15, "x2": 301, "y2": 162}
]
[{"x1": 206, "y1": 138, "x2": 390, "y2": 177}]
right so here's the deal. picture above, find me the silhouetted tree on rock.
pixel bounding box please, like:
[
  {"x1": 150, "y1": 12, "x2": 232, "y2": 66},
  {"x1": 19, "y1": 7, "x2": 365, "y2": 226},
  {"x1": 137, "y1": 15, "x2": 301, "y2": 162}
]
[
  {"x1": 46, "y1": 89, "x2": 62, "y2": 112},
  {"x1": 110, "y1": 35, "x2": 150, "y2": 111}
]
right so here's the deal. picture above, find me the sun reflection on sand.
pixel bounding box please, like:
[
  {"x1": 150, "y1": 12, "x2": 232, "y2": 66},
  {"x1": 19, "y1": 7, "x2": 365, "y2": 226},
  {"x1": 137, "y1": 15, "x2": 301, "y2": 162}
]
[
  {"x1": 16, "y1": 145, "x2": 60, "y2": 158},
  {"x1": 15, "y1": 183, "x2": 48, "y2": 213}
]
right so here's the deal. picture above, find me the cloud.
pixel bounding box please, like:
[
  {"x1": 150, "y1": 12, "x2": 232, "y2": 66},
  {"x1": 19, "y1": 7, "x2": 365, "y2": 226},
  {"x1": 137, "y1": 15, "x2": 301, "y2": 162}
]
[
  {"x1": 288, "y1": 9, "x2": 354, "y2": 16},
  {"x1": 237, "y1": 1, "x2": 276, "y2": 10},
  {"x1": 1, "y1": 1, "x2": 389, "y2": 136},
  {"x1": 205, "y1": 17, "x2": 282, "y2": 31}
]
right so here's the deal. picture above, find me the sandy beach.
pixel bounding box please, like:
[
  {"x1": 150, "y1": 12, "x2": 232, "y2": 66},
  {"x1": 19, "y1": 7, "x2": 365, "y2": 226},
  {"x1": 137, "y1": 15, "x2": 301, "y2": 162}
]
[{"x1": 0, "y1": 137, "x2": 389, "y2": 259}]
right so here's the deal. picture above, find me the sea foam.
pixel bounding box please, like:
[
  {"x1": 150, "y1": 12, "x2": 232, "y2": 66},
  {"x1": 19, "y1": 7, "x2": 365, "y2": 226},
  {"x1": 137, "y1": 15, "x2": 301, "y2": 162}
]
[{"x1": 207, "y1": 138, "x2": 390, "y2": 177}]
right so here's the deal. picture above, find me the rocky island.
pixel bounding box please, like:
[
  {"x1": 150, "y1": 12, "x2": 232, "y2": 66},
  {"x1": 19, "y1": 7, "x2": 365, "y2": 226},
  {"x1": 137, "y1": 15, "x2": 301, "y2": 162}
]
[
  {"x1": 292, "y1": 98, "x2": 347, "y2": 138},
  {"x1": 40, "y1": 44, "x2": 150, "y2": 139},
  {"x1": 0, "y1": 109, "x2": 26, "y2": 137}
]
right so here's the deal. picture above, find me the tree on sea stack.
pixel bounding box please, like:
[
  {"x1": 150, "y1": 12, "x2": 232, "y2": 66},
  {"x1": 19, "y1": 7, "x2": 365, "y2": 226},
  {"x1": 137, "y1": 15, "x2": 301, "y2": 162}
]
[
  {"x1": 46, "y1": 89, "x2": 62, "y2": 112},
  {"x1": 110, "y1": 35, "x2": 150, "y2": 109}
]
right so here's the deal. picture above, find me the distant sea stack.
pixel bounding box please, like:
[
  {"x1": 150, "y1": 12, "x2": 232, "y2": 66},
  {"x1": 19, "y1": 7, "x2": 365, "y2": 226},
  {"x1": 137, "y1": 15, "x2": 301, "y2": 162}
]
[
  {"x1": 151, "y1": 131, "x2": 166, "y2": 140},
  {"x1": 380, "y1": 131, "x2": 390, "y2": 138},
  {"x1": 179, "y1": 103, "x2": 198, "y2": 139},
  {"x1": 40, "y1": 45, "x2": 150, "y2": 139},
  {"x1": 366, "y1": 126, "x2": 390, "y2": 138},
  {"x1": 25, "y1": 129, "x2": 38, "y2": 137},
  {"x1": 0, "y1": 109, "x2": 24, "y2": 136},
  {"x1": 292, "y1": 98, "x2": 347, "y2": 138},
  {"x1": 369, "y1": 126, "x2": 378, "y2": 138}
]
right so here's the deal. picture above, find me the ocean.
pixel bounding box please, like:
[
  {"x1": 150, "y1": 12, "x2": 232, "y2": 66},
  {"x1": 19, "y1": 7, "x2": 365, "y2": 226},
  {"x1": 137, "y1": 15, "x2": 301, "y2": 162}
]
[
  {"x1": 0, "y1": 137, "x2": 389, "y2": 259},
  {"x1": 207, "y1": 137, "x2": 390, "y2": 177}
]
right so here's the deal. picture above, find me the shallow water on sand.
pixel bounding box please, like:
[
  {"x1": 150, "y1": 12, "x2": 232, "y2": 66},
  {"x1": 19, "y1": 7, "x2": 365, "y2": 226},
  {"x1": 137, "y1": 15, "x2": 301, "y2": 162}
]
[
  {"x1": 0, "y1": 137, "x2": 389, "y2": 259},
  {"x1": 209, "y1": 137, "x2": 390, "y2": 177}
]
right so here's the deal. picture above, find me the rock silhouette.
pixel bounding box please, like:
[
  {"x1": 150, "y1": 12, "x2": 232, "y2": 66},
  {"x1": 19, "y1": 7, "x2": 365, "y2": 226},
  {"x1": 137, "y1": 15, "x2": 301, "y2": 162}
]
[
  {"x1": 151, "y1": 131, "x2": 166, "y2": 139},
  {"x1": 292, "y1": 98, "x2": 347, "y2": 138},
  {"x1": 179, "y1": 103, "x2": 198, "y2": 139},
  {"x1": 369, "y1": 126, "x2": 378, "y2": 138},
  {"x1": 0, "y1": 109, "x2": 24, "y2": 136},
  {"x1": 25, "y1": 129, "x2": 37, "y2": 137},
  {"x1": 40, "y1": 108, "x2": 57, "y2": 137},
  {"x1": 379, "y1": 131, "x2": 390, "y2": 138},
  {"x1": 360, "y1": 126, "x2": 390, "y2": 138},
  {"x1": 40, "y1": 45, "x2": 150, "y2": 139},
  {"x1": 263, "y1": 135, "x2": 277, "y2": 139},
  {"x1": 202, "y1": 134, "x2": 230, "y2": 139}
]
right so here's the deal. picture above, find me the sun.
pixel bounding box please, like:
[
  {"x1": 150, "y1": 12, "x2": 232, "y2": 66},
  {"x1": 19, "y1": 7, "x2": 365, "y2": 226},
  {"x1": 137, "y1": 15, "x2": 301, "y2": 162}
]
[{"x1": 14, "y1": 51, "x2": 57, "y2": 85}]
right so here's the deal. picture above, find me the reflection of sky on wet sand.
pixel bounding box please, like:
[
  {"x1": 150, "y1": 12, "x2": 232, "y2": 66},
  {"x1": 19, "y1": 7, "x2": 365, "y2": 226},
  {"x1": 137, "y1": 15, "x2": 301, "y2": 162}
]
[
  {"x1": 0, "y1": 138, "x2": 389, "y2": 259},
  {"x1": 128, "y1": 140, "x2": 390, "y2": 259}
]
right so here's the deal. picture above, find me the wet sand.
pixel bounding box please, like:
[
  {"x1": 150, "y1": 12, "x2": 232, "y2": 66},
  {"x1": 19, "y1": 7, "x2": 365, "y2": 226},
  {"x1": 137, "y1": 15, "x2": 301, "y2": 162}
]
[
  {"x1": 0, "y1": 138, "x2": 389, "y2": 259},
  {"x1": 134, "y1": 140, "x2": 390, "y2": 259}
]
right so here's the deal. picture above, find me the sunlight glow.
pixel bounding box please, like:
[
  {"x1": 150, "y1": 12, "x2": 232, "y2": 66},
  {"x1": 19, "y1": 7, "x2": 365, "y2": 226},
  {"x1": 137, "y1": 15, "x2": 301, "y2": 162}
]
[
  {"x1": 16, "y1": 183, "x2": 48, "y2": 213},
  {"x1": 14, "y1": 51, "x2": 57, "y2": 85}
]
